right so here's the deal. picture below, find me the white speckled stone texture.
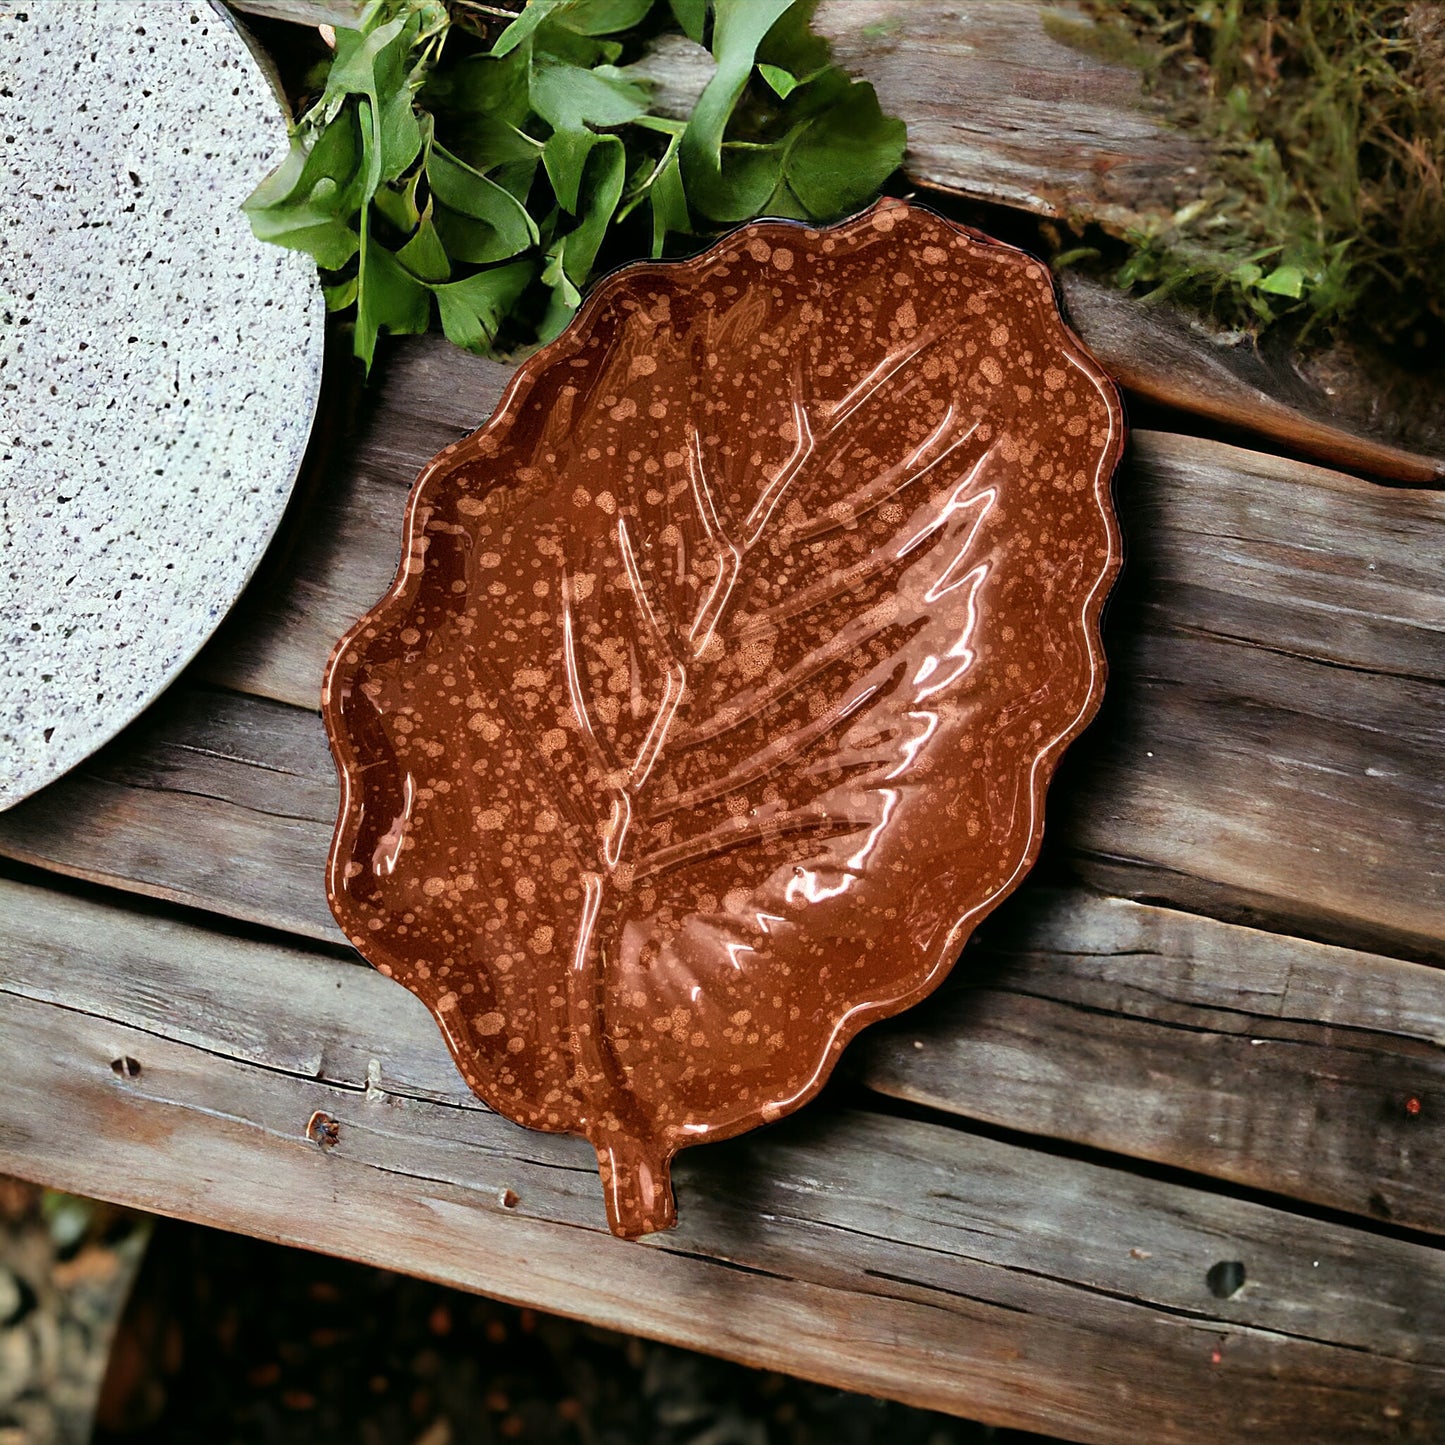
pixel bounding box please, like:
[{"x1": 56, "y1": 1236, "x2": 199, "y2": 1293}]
[{"x1": 0, "y1": 0, "x2": 323, "y2": 809}]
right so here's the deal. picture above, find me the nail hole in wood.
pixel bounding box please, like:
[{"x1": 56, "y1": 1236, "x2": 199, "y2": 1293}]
[
  {"x1": 1207, "y1": 1260, "x2": 1246, "y2": 1299},
  {"x1": 306, "y1": 1110, "x2": 340, "y2": 1149},
  {"x1": 499, "y1": 1189, "x2": 519, "y2": 1209},
  {"x1": 110, "y1": 1056, "x2": 141, "y2": 1078}
]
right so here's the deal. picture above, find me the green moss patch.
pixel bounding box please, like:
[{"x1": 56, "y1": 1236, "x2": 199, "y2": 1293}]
[{"x1": 1075, "y1": 1, "x2": 1445, "y2": 353}]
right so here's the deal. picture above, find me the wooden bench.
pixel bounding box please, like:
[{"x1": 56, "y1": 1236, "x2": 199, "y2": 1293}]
[{"x1": 2, "y1": 5, "x2": 1442, "y2": 1441}]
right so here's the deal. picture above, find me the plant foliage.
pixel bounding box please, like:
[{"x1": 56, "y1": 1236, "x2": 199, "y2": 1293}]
[
  {"x1": 245, "y1": 0, "x2": 906, "y2": 368},
  {"x1": 1081, "y1": 0, "x2": 1445, "y2": 349}
]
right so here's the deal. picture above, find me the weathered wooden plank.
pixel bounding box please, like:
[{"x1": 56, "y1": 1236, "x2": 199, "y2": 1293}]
[
  {"x1": 3, "y1": 693, "x2": 1442, "y2": 1238},
  {"x1": 1055, "y1": 431, "x2": 1445, "y2": 958},
  {"x1": 177, "y1": 357, "x2": 1445, "y2": 957},
  {"x1": 854, "y1": 888, "x2": 1445, "y2": 1234},
  {"x1": 1059, "y1": 277, "x2": 1445, "y2": 487},
  {"x1": 815, "y1": 0, "x2": 1202, "y2": 230},
  {"x1": 1, "y1": 878, "x2": 1441, "y2": 1443},
  {"x1": 0, "y1": 689, "x2": 341, "y2": 943},
  {"x1": 5, "y1": 424, "x2": 1439, "y2": 964},
  {"x1": 7, "y1": 422, "x2": 1440, "y2": 959}
]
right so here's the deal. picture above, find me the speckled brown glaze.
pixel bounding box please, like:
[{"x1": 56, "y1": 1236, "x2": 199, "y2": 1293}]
[{"x1": 322, "y1": 200, "x2": 1124, "y2": 1238}]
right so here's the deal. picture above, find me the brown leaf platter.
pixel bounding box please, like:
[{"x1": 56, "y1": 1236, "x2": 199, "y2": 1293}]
[{"x1": 322, "y1": 200, "x2": 1124, "y2": 1238}]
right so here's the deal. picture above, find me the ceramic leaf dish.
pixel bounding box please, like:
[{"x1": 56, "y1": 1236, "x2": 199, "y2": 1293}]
[{"x1": 322, "y1": 200, "x2": 1124, "y2": 1238}]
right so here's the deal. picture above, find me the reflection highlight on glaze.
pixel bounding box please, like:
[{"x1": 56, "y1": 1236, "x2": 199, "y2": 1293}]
[{"x1": 371, "y1": 772, "x2": 414, "y2": 877}]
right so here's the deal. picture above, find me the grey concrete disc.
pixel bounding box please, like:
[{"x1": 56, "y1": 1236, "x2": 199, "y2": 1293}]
[{"x1": 0, "y1": 1, "x2": 324, "y2": 809}]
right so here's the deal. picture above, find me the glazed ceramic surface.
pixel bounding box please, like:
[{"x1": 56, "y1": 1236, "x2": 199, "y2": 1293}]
[
  {"x1": 323, "y1": 201, "x2": 1123, "y2": 1237},
  {"x1": 0, "y1": 2, "x2": 323, "y2": 810}
]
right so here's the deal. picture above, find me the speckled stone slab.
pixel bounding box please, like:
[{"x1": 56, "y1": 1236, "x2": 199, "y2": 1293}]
[{"x1": 0, "y1": 1, "x2": 323, "y2": 810}]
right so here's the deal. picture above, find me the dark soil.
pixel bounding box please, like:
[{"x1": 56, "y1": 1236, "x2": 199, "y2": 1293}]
[{"x1": 92, "y1": 1219, "x2": 1054, "y2": 1445}]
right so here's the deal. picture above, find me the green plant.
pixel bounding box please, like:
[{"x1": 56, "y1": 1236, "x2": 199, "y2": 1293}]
[
  {"x1": 244, "y1": 0, "x2": 905, "y2": 369},
  {"x1": 1079, "y1": 0, "x2": 1445, "y2": 349}
]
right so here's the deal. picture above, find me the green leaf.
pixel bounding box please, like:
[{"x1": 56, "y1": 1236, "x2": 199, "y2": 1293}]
[
  {"x1": 668, "y1": 0, "x2": 707, "y2": 43},
  {"x1": 491, "y1": 0, "x2": 577, "y2": 57},
  {"x1": 694, "y1": 141, "x2": 784, "y2": 223},
  {"x1": 759, "y1": 169, "x2": 809, "y2": 219},
  {"x1": 356, "y1": 232, "x2": 432, "y2": 372},
  {"x1": 530, "y1": 62, "x2": 650, "y2": 131},
  {"x1": 650, "y1": 143, "x2": 689, "y2": 255},
  {"x1": 1259, "y1": 263, "x2": 1307, "y2": 298},
  {"x1": 324, "y1": 276, "x2": 358, "y2": 310},
  {"x1": 324, "y1": 9, "x2": 425, "y2": 193},
  {"x1": 432, "y1": 261, "x2": 534, "y2": 353},
  {"x1": 531, "y1": 23, "x2": 622, "y2": 67},
  {"x1": 423, "y1": 49, "x2": 531, "y2": 130},
  {"x1": 426, "y1": 142, "x2": 539, "y2": 262},
  {"x1": 685, "y1": 0, "x2": 792, "y2": 164},
  {"x1": 489, "y1": 157, "x2": 543, "y2": 205},
  {"x1": 450, "y1": 123, "x2": 543, "y2": 173},
  {"x1": 543, "y1": 127, "x2": 600, "y2": 212},
  {"x1": 753, "y1": 0, "x2": 828, "y2": 75},
  {"x1": 757, "y1": 62, "x2": 798, "y2": 98},
  {"x1": 679, "y1": 0, "x2": 794, "y2": 221},
  {"x1": 245, "y1": 186, "x2": 361, "y2": 271},
  {"x1": 559, "y1": 0, "x2": 655, "y2": 35},
  {"x1": 562, "y1": 135, "x2": 626, "y2": 284},
  {"x1": 243, "y1": 111, "x2": 365, "y2": 269},
  {"x1": 396, "y1": 203, "x2": 451, "y2": 282},
  {"x1": 631, "y1": 113, "x2": 687, "y2": 136},
  {"x1": 785, "y1": 79, "x2": 904, "y2": 217},
  {"x1": 539, "y1": 241, "x2": 583, "y2": 341},
  {"x1": 245, "y1": 108, "x2": 359, "y2": 212},
  {"x1": 373, "y1": 178, "x2": 421, "y2": 235}
]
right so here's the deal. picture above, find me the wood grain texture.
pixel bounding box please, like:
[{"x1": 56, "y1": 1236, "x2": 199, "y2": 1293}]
[
  {"x1": 813, "y1": 0, "x2": 1204, "y2": 229},
  {"x1": 2, "y1": 878, "x2": 1442, "y2": 1444},
  {"x1": 228, "y1": 0, "x2": 364, "y2": 25},
  {"x1": 2, "y1": 674, "x2": 1440, "y2": 1231},
  {"x1": 21, "y1": 337, "x2": 1422, "y2": 958},
  {"x1": 0, "y1": 688, "x2": 341, "y2": 943},
  {"x1": 0, "y1": 679, "x2": 1439, "y2": 1231},
  {"x1": 1059, "y1": 277, "x2": 1445, "y2": 486},
  {"x1": 1056, "y1": 431, "x2": 1445, "y2": 959},
  {"x1": 854, "y1": 888, "x2": 1445, "y2": 1234}
]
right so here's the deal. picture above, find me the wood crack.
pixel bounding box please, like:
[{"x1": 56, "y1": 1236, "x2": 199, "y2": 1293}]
[
  {"x1": 965, "y1": 981, "x2": 1445, "y2": 1056},
  {"x1": 766, "y1": 1207, "x2": 1443, "y2": 1369}
]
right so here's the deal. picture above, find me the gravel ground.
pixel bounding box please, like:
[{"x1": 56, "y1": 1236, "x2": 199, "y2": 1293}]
[{"x1": 0, "y1": 1179, "x2": 149, "y2": 1445}]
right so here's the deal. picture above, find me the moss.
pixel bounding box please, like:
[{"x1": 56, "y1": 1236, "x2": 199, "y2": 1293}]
[
  {"x1": 1071, "y1": 1, "x2": 1445, "y2": 354},
  {"x1": 1040, "y1": 9, "x2": 1158, "y2": 73}
]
